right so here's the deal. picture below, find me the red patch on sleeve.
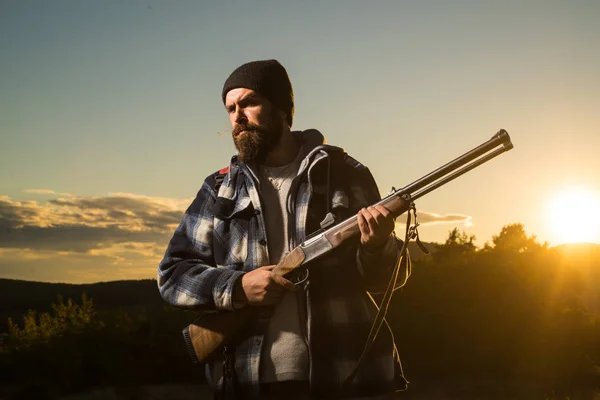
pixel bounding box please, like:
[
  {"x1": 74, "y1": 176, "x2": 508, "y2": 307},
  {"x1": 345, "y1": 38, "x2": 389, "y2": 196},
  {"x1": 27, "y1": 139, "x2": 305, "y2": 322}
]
[{"x1": 218, "y1": 166, "x2": 230, "y2": 175}]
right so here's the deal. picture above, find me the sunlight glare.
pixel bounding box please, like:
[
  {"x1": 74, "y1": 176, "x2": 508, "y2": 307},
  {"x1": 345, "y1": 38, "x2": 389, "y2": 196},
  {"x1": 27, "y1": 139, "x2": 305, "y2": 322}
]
[{"x1": 547, "y1": 188, "x2": 600, "y2": 244}]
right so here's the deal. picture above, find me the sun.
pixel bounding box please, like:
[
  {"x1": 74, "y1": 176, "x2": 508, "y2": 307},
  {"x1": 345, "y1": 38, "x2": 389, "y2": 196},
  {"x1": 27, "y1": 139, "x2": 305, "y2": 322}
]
[{"x1": 547, "y1": 187, "x2": 600, "y2": 244}]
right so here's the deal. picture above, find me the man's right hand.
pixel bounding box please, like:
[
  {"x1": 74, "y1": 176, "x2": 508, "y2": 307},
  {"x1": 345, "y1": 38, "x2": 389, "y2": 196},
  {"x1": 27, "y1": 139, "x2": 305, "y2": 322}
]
[{"x1": 234, "y1": 265, "x2": 296, "y2": 306}]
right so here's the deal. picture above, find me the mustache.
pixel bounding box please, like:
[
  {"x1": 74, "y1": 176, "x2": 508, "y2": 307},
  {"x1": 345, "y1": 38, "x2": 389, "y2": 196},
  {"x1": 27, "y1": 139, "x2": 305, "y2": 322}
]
[{"x1": 232, "y1": 123, "x2": 264, "y2": 137}]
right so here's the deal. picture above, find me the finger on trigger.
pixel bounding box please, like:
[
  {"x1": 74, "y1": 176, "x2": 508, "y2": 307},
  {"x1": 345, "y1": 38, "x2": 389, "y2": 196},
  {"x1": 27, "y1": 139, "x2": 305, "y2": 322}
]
[{"x1": 274, "y1": 275, "x2": 296, "y2": 291}]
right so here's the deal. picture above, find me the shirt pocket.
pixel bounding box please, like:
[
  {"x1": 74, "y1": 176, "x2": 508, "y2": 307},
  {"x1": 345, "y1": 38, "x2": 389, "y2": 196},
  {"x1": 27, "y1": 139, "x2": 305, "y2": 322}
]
[{"x1": 212, "y1": 196, "x2": 254, "y2": 265}]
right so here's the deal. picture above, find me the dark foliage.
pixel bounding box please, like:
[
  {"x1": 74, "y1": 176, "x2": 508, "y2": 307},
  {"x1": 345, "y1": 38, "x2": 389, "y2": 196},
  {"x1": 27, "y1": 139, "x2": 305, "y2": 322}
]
[
  {"x1": 391, "y1": 224, "x2": 600, "y2": 398},
  {"x1": 0, "y1": 279, "x2": 163, "y2": 333},
  {"x1": 0, "y1": 293, "x2": 202, "y2": 399},
  {"x1": 1, "y1": 223, "x2": 599, "y2": 398}
]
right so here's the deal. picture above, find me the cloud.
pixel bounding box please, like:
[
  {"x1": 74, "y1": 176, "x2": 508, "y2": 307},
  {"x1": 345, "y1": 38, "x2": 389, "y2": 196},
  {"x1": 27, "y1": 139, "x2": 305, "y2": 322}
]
[
  {"x1": 0, "y1": 191, "x2": 473, "y2": 283},
  {"x1": 0, "y1": 192, "x2": 194, "y2": 282},
  {"x1": 0, "y1": 247, "x2": 160, "y2": 283},
  {"x1": 22, "y1": 189, "x2": 75, "y2": 197},
  {"x1": 395, "y1": 211, "x2": 472, "y2": 226},
  {"x1": 1, "y1": 192, "x2": 471, "y2": 253},
  {"x1": 24, "y1": 189, "x2": 58, "y2": 195},
  {"x1": 0, "y1": 193, "x2": 193, "y2": 253}
]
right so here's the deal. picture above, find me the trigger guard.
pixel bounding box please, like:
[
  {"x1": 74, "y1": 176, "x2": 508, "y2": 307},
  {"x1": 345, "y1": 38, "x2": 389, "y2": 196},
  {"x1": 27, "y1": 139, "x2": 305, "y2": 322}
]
[{"x1": 293, "y1": 269, "x2": 309, "y2": 286}]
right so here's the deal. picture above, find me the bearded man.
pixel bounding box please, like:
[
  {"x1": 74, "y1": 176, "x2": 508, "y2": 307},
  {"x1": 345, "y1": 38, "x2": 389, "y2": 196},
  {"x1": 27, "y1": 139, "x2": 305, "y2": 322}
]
[{"x1": 158, "y1": 59, "x2": 409, "y2": 399}]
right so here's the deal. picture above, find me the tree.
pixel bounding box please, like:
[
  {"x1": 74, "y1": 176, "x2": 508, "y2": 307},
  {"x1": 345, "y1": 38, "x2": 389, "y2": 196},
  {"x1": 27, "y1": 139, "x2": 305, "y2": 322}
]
[
  {"x1": 5, "y1": 293, "x2": 100, "y2": 351},
  {"x1": 433, "y1": 227, "x2": 477, "y2": 262},
  {"x1": 487, "y1": 223, "x2": 546, "y2": 253}
]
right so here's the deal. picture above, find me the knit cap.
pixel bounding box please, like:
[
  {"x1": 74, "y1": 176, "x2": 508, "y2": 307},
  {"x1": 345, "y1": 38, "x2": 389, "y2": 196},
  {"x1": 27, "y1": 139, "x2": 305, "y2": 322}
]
[{"x1": 222, "y1": 59, "x2": 294, "y2": 126}]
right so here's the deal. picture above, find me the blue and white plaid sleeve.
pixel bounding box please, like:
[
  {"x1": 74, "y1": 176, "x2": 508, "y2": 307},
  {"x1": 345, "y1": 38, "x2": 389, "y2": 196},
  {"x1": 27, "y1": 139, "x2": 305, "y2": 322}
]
[{"x1": 157, "y1": 179, "x2": 245, "y2": 311}]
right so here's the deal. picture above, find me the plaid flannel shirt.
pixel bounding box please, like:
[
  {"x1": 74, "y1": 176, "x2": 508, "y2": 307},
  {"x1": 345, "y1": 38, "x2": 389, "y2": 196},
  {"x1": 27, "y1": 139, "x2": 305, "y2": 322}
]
[{"x1": 158, "y1": 129, "x2": 409, "y2": 399}]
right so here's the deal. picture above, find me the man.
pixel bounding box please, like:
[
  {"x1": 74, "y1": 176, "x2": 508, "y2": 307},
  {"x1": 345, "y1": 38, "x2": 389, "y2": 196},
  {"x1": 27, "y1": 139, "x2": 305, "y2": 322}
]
[{"x1": 158, "y1": 59, "x2": 409, "y2": 399}]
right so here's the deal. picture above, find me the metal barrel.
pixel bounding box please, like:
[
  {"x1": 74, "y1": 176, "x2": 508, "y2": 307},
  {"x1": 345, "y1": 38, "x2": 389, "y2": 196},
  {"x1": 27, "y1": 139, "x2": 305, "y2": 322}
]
[{"x1": 399, "y1": 129, "x2": 512, "y2": 196}]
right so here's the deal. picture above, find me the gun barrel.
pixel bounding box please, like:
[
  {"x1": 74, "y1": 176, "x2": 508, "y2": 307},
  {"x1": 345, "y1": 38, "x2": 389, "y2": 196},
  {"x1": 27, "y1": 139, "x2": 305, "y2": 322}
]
[
  {"x1": 397, "y1": 129, "x2": 513, "y2": 198},
  {"x1": 412, "y1": 146, "x2": 508, "y2": 201}
]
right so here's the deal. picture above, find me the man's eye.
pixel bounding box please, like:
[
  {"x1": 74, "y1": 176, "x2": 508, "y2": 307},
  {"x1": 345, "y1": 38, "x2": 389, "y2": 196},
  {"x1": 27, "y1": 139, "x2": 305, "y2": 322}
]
[{"x1": 241, "y1": 97, "x2": 259, "y2": 107}]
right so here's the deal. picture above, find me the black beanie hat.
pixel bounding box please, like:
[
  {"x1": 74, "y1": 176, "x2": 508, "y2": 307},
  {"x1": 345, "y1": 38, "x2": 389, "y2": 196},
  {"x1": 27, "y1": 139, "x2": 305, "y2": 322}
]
[{"x1": 222, "y1": 59, "x2": 294, "y2": 127}]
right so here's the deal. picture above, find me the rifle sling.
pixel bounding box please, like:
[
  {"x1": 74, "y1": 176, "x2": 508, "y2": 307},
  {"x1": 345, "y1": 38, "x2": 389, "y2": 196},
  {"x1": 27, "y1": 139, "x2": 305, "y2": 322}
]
[{"x1": 338, "y1": 201, "x2": 420, "y2": 395}]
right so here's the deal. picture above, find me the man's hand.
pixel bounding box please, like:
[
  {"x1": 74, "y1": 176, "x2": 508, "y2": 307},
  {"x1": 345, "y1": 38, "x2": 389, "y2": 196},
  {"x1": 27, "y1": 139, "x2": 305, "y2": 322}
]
[
  {"x1": 234, "y1": 265, "x2": 296, "y2": 306},
  {"x1": 358, "y1": 205, "x2": 395, "y2": 252}
]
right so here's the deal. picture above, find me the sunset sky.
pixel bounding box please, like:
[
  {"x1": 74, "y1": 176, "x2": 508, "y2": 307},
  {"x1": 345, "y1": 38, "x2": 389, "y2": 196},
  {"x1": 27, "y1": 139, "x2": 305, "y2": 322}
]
[{"x1": 1, "y1": 1, "x2": 599, "y2": 283}]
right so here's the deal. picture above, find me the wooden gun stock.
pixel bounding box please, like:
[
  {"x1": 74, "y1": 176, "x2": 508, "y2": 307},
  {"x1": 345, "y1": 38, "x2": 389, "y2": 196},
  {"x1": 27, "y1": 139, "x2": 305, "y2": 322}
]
[
  {"x1": 184, "y1": 307, "x2": 254, "y2": 363},
  {"x1": 182, "y1": 130, "x2": 514, "y2": 364},
  {"x1": 183, "y1": 247, "x2": 307, "y2": 363}
]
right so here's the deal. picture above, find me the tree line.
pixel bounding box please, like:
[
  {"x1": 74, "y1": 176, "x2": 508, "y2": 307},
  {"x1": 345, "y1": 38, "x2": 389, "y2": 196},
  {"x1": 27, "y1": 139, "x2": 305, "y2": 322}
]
[
  {"x1": 392, "y1": 224, "x2": 600, "y2": 399},
  {"x1": 1, "y1": 223, "x2": 599, "y2": 399}
]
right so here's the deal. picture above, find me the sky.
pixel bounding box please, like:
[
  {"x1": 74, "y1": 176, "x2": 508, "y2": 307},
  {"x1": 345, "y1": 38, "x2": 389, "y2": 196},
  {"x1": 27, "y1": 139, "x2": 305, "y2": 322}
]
[{"x1": 1, "y1": 0, "x2": 599, "y2": 283}]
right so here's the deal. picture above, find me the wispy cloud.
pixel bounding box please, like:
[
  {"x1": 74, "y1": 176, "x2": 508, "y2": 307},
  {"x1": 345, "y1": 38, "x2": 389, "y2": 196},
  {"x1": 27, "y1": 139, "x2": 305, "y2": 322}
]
[
  {"x1": 0, "y1": 192, "x2": 195, "y2": 282},
  {"x1": 24, "y1": 189, "x2": 58, "y2": 195},
  {"x1": 0, "y1": 247, "x2": 162, "y2": 283},
  {"x1": 395, "y1": 211, "x2": 472, "y2": 226},
  {"x1": 0, "y1": 193, "x2": 192, "y2": 253},
  {"x1": 0, "y1": 191, "x2": 472, "y2": 282},
  {"x1": 24, "y1": 189, "x2": 75, "y2": 197}
]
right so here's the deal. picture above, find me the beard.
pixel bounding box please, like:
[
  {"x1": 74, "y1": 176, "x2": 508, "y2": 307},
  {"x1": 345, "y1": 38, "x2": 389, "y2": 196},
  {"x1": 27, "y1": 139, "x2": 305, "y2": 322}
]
[{"x1": 232, "y1": 115, "x2": 283, "y2": 165}]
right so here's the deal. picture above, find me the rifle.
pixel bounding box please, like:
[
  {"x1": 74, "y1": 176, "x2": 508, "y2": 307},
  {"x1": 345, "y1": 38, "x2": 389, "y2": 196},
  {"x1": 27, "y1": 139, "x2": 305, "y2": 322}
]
[{"x1": 182, "y1": 129, "x2": 514, "y2": 363}]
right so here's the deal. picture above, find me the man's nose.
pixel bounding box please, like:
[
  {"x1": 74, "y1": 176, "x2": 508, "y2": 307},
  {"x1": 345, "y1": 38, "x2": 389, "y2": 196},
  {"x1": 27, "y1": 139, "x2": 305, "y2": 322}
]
[{"x1": 233, "y1": 107, "x2": 247, "y2": 124}]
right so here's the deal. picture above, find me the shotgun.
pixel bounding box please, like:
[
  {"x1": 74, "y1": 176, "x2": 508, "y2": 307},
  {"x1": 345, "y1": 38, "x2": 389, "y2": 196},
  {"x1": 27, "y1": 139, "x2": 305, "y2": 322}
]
[{"x1": 182, "y1": 129, "x2": 514, "y2": 363}]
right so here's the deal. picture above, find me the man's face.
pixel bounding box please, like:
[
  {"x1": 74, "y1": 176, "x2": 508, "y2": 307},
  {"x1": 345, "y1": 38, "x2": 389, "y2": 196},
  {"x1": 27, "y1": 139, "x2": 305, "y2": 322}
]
[{"x1": 225, "y1": 88, "x2": 286, "y2": 164}]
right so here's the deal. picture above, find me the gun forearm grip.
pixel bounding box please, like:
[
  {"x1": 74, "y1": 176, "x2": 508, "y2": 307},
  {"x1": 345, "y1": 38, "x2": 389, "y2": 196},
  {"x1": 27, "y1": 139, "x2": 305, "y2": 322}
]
[{"x1": 272, "y1": 246, "x2": 306, "y2": 277}]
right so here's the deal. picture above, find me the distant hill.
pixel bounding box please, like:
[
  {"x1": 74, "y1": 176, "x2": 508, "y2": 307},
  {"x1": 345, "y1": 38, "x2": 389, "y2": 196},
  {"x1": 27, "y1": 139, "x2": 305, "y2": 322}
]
[
  {"x1": 0, "y1": 241, "x2": 438, "y2": 333},
  {"x1": 552, "y1": 242, "x2": 600, "y2": 312},
  {"x1": 0, "y1": 279, "x2": 164, "y2": 332},
  {"x1": 553, "y1": 241, "x2": 600, "y2": 256},
  {"x1": 552, "y1": 242, "x2": 600, "y2": 270}
]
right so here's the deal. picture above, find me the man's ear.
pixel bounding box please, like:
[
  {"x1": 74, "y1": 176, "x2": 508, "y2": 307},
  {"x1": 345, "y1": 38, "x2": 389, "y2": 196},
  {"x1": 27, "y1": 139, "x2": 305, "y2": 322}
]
[{"x1": 279, "y1": 109, "x2": 291, "y2": 129}]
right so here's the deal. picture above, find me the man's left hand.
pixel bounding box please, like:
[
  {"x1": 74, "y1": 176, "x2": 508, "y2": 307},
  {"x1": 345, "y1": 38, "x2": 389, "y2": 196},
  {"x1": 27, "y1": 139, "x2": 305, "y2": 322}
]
[{"x1": 358, "y1": 205, "x2": 395, "y2": 252}]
